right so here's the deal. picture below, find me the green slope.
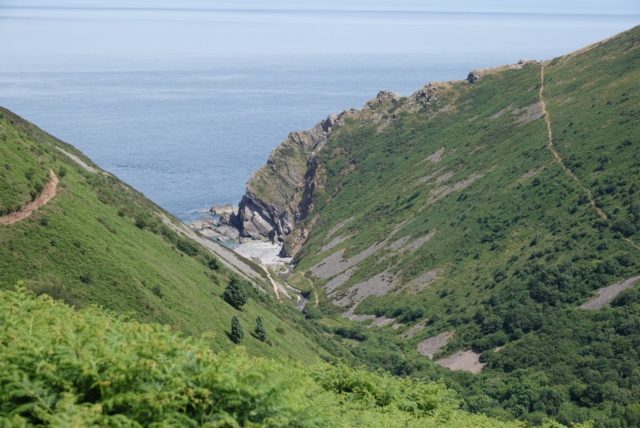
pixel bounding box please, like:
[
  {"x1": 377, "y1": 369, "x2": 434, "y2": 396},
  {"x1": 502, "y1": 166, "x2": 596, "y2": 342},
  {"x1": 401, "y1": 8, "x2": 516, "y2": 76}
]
[
  {"x1": 0, "y1": 108, "x2": 330, "y2": 364},
  {"x1": 240, "y1": 26, "x2": 640, "y2": 426},
  {"x1": 0, "y1": 286, "x2": 523, "y2": 427}
]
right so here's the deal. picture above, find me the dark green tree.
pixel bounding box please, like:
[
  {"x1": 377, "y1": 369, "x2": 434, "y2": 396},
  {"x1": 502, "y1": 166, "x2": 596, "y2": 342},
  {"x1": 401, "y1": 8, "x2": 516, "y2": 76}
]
[
  {"x1": 229, "y1": 316, "x2": 243, "y2": 344},
  {"x1": 223, "y1": 278, "x2": 248, "y2": 309},
  {"x1": 254, "y1": 317, "x2": 267, "y2": 342}
]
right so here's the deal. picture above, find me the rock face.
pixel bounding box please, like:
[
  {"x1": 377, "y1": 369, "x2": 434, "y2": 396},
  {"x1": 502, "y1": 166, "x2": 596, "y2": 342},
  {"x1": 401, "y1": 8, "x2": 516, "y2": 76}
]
[
  {"x1": 227, "y1": 91, "x2": 400, "y2": 255},
  {"x1": 228, "y1": 113, "x2": 346, "y2": 250}
]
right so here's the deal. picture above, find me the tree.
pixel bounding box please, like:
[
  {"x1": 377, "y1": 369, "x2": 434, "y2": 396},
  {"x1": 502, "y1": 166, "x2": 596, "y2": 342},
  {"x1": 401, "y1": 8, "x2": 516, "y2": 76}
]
[
  {"x1": 230, "y1": 316, "x2": 243, "y2": 344},
  {"x1": 223, "y1": 278, "x2": 248, "y2": 309},
  {"x1": 254, "y1": 317, "x2": 267, "y2": 342}
]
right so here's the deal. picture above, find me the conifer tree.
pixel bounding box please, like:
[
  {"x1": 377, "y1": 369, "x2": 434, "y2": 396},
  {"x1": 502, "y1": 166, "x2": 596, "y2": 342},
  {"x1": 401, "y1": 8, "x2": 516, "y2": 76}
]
[
  {"x1": 254, "y1": 316, "x2": 267, "y2": 342},
  {"x1": 230, "y1": 316, "x2": 243, "y2": 344}
]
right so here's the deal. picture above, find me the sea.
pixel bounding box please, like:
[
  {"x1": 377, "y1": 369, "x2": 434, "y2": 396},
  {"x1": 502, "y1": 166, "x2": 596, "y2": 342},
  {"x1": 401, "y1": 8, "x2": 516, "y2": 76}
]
[{"x1": 1, "y1": 1, "x2": 638, "y2": 221}]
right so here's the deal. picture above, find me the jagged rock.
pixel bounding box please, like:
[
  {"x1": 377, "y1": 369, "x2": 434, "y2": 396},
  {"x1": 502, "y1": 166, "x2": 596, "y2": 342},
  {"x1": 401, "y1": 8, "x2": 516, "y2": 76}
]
[
  {"x1": 364, "y1": 90, "x2": 400, "y2": 110},
  {"x1": 467, "y1": 70, "x2": 481, "y2": 83},
  {"x1": 228, "y1": 110, "x2": 352, "y2": 246},
  {"x1": 514, "y1": 59, "x2": 537, "y2": 69},
  {"x1": 411, "y1": 84, "x2": 438, "y2": 105}
]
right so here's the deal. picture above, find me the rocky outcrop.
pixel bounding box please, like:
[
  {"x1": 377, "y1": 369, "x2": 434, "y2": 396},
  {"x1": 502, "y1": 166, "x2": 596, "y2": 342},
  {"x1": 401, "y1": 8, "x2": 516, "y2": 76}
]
[
  {"x1": 467, "y1": 71, "x2": 481, "y2": 84},
  {"x1": 364, "y1": 90, "x2": 400, "y2": 110},
  {"x1": 228, "y1": 112, "x2": 348, "y2": 251},
  {"x1": 467, "y1": 59, "x2": 538, "y2": 83},
  {"x1": 227, "y1": 90, "x2": 405, "y2": 255}
]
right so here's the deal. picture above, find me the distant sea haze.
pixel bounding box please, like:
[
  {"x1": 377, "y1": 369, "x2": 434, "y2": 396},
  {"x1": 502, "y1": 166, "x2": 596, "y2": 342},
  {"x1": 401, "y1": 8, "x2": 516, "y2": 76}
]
[{"x1": 1, "y1": 1, "x2": 638, "y2": 221}]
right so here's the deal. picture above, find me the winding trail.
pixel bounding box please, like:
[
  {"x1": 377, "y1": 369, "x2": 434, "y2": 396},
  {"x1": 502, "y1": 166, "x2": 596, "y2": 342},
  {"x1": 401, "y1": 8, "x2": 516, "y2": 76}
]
[
  {"x1": 539, "y1": 63, "x2": 640, "y2": 253},
  {"x1": 0, "y1": 170, "x2": 58, "y2": 225},
  {"x1": 539, "y1": 63, "x2": 607, "y2": 220},
  {"x1": 264, "y1": 268, "x2": 288, "y2": 301}
]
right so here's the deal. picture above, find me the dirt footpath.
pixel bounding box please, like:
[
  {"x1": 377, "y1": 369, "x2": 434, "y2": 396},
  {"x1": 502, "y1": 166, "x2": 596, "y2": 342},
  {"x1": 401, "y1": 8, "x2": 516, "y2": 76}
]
[{"x1": 0, "y1": 170, "x2": 58, "y2": 225}]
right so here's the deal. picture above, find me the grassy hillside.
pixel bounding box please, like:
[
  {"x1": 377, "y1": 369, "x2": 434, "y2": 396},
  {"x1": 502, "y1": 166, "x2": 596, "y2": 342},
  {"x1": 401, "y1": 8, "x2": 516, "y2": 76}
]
[
  {"x1": 243, "y1": 26, "x2": 640, "y2": 426},
  {"x1": 0, "y1": 107, "x2": 333, "y2": 363},
  {"x1": 0, "y1": 286, "x2": 524, "y2": 427}
]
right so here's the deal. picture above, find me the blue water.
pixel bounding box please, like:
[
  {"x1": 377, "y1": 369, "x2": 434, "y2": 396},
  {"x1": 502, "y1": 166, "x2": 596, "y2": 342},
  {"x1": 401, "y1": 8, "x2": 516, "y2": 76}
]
[{"x1": 1, "y1": 1, "x2": 638, "y2": 221}]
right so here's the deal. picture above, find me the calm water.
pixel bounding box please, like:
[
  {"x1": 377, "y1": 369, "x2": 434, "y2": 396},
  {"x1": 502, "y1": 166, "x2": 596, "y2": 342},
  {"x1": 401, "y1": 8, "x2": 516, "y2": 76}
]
[{"x1": 1, "y1": 1, "x2": 638, "y2": 221}]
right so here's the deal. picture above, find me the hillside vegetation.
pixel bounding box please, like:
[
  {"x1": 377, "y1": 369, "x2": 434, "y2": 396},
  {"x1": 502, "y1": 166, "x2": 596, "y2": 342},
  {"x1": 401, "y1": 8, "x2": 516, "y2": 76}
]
[
  {"x1": 237, "y1": 26, "x2": 640, "y2": 426},
  {"x1": 0, "y1": 286, "x2": 523, "y2": 427},
  {"x1": 0, "y1": 108, "x2": 330, "y2": 363}
]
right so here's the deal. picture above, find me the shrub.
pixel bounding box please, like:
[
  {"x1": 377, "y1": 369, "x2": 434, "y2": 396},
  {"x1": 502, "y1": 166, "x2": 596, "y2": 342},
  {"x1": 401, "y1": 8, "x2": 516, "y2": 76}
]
[
  {"x1": 152, "y1": 285, "x2": 163, "y2": 298},
  {"x1": 612, "y1": 287, "x2": 640, "y2": 306},
  {"x1": 223, "y1": 278, "x2": 248, "y2": 309},
  {"x1": 79, "y1": 272, "x2": 93, "y2": 285},
  {"x1": 206, "y1": 255, "x2": 219, "y2": 271},
  {"x1": 334, "y1": 326, "x2": 367, "y2": 341},
  {"x1": 611, "y1": 219, "x2": 636, "y2": 237},
  {"x1": 134, "y1": 215, "x2": 148, "y2": 229},
  {"x1": 303, "y1": 305, "x2": 322, "y2": 320},
  {"x1": 176, "y1": 238, "x2": 198, "y2": 256}
]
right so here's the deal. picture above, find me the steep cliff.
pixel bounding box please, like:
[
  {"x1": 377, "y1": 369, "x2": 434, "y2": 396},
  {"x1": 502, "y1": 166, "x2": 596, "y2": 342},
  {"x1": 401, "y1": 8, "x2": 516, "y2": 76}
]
[{"x1": 230, "y1": 87, "x2": 450, "y2": 255}]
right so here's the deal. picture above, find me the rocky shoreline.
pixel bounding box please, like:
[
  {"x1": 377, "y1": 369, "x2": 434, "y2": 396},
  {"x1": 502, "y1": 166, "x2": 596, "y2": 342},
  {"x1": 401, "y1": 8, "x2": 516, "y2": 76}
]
[{"x1": 189, "y1": 208, "x2": 292, "y2": 267}]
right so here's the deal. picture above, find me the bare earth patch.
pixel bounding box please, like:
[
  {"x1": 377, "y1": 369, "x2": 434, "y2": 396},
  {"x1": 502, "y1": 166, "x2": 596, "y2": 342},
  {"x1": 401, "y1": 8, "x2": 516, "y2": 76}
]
[
  {"x1": 402, "y1": 269, "x2": 438, "y2": 293},
  {"x1": 580, "y1": 275, "x2": 640, "y2": 309},
  {"x1": 418, "y1": 167, "x2": 447, "y2": 184},
  {"x1": 389, "y1": 235, "x2": 411, "y2": 250},
  {"x1": 513, "y1": 101, "x2": 544, "y2": 125},
  {"x1": 400, "y1": 231, "x2": 436, "y2": 253},
  {"x1": 490, "y1": 105, "x2": 512, "y2": 119},
  {"x1": 435, "y1": 171, "x2": 455, "y2": 184},
  {"x1": 521, "y1": 166, "x2": 545, "y2": 179},
  {"x1": 436, "y1": 350, "x2": 485, "y2": 374},
  {"x1": 400, "y1": 320, "x2": 427, "y2": 339},
  {"x1": 326, "y1": 217, "x2": 354, "y2": 239},
  {"x1": 310, "y1": 241, "x2": 385, "y2": 279},
  {"x1": 416, "y1": 331, "x2": 454, "y2": 358},
  {"x1": 428, "y1": 173, "x2": 483, "y2": 205},
  {"x1": 324, "y1": 268, "x2": 356, "y2": 294},
  {"x1": 345, "y1": 313, "x2": 396, "y2": 327},
  {"x1": 320, "y1": 235, "x2": 351, "y2": 252},
  {"x1": 370, "y1": 316, "x2": 396, "y2": 327},
  {"x1": 423, "y1": 147, "x2": 446, "y2": 163},
  {"x1": 334, "y1": 269, "x2": 398, "y2": 308}
]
